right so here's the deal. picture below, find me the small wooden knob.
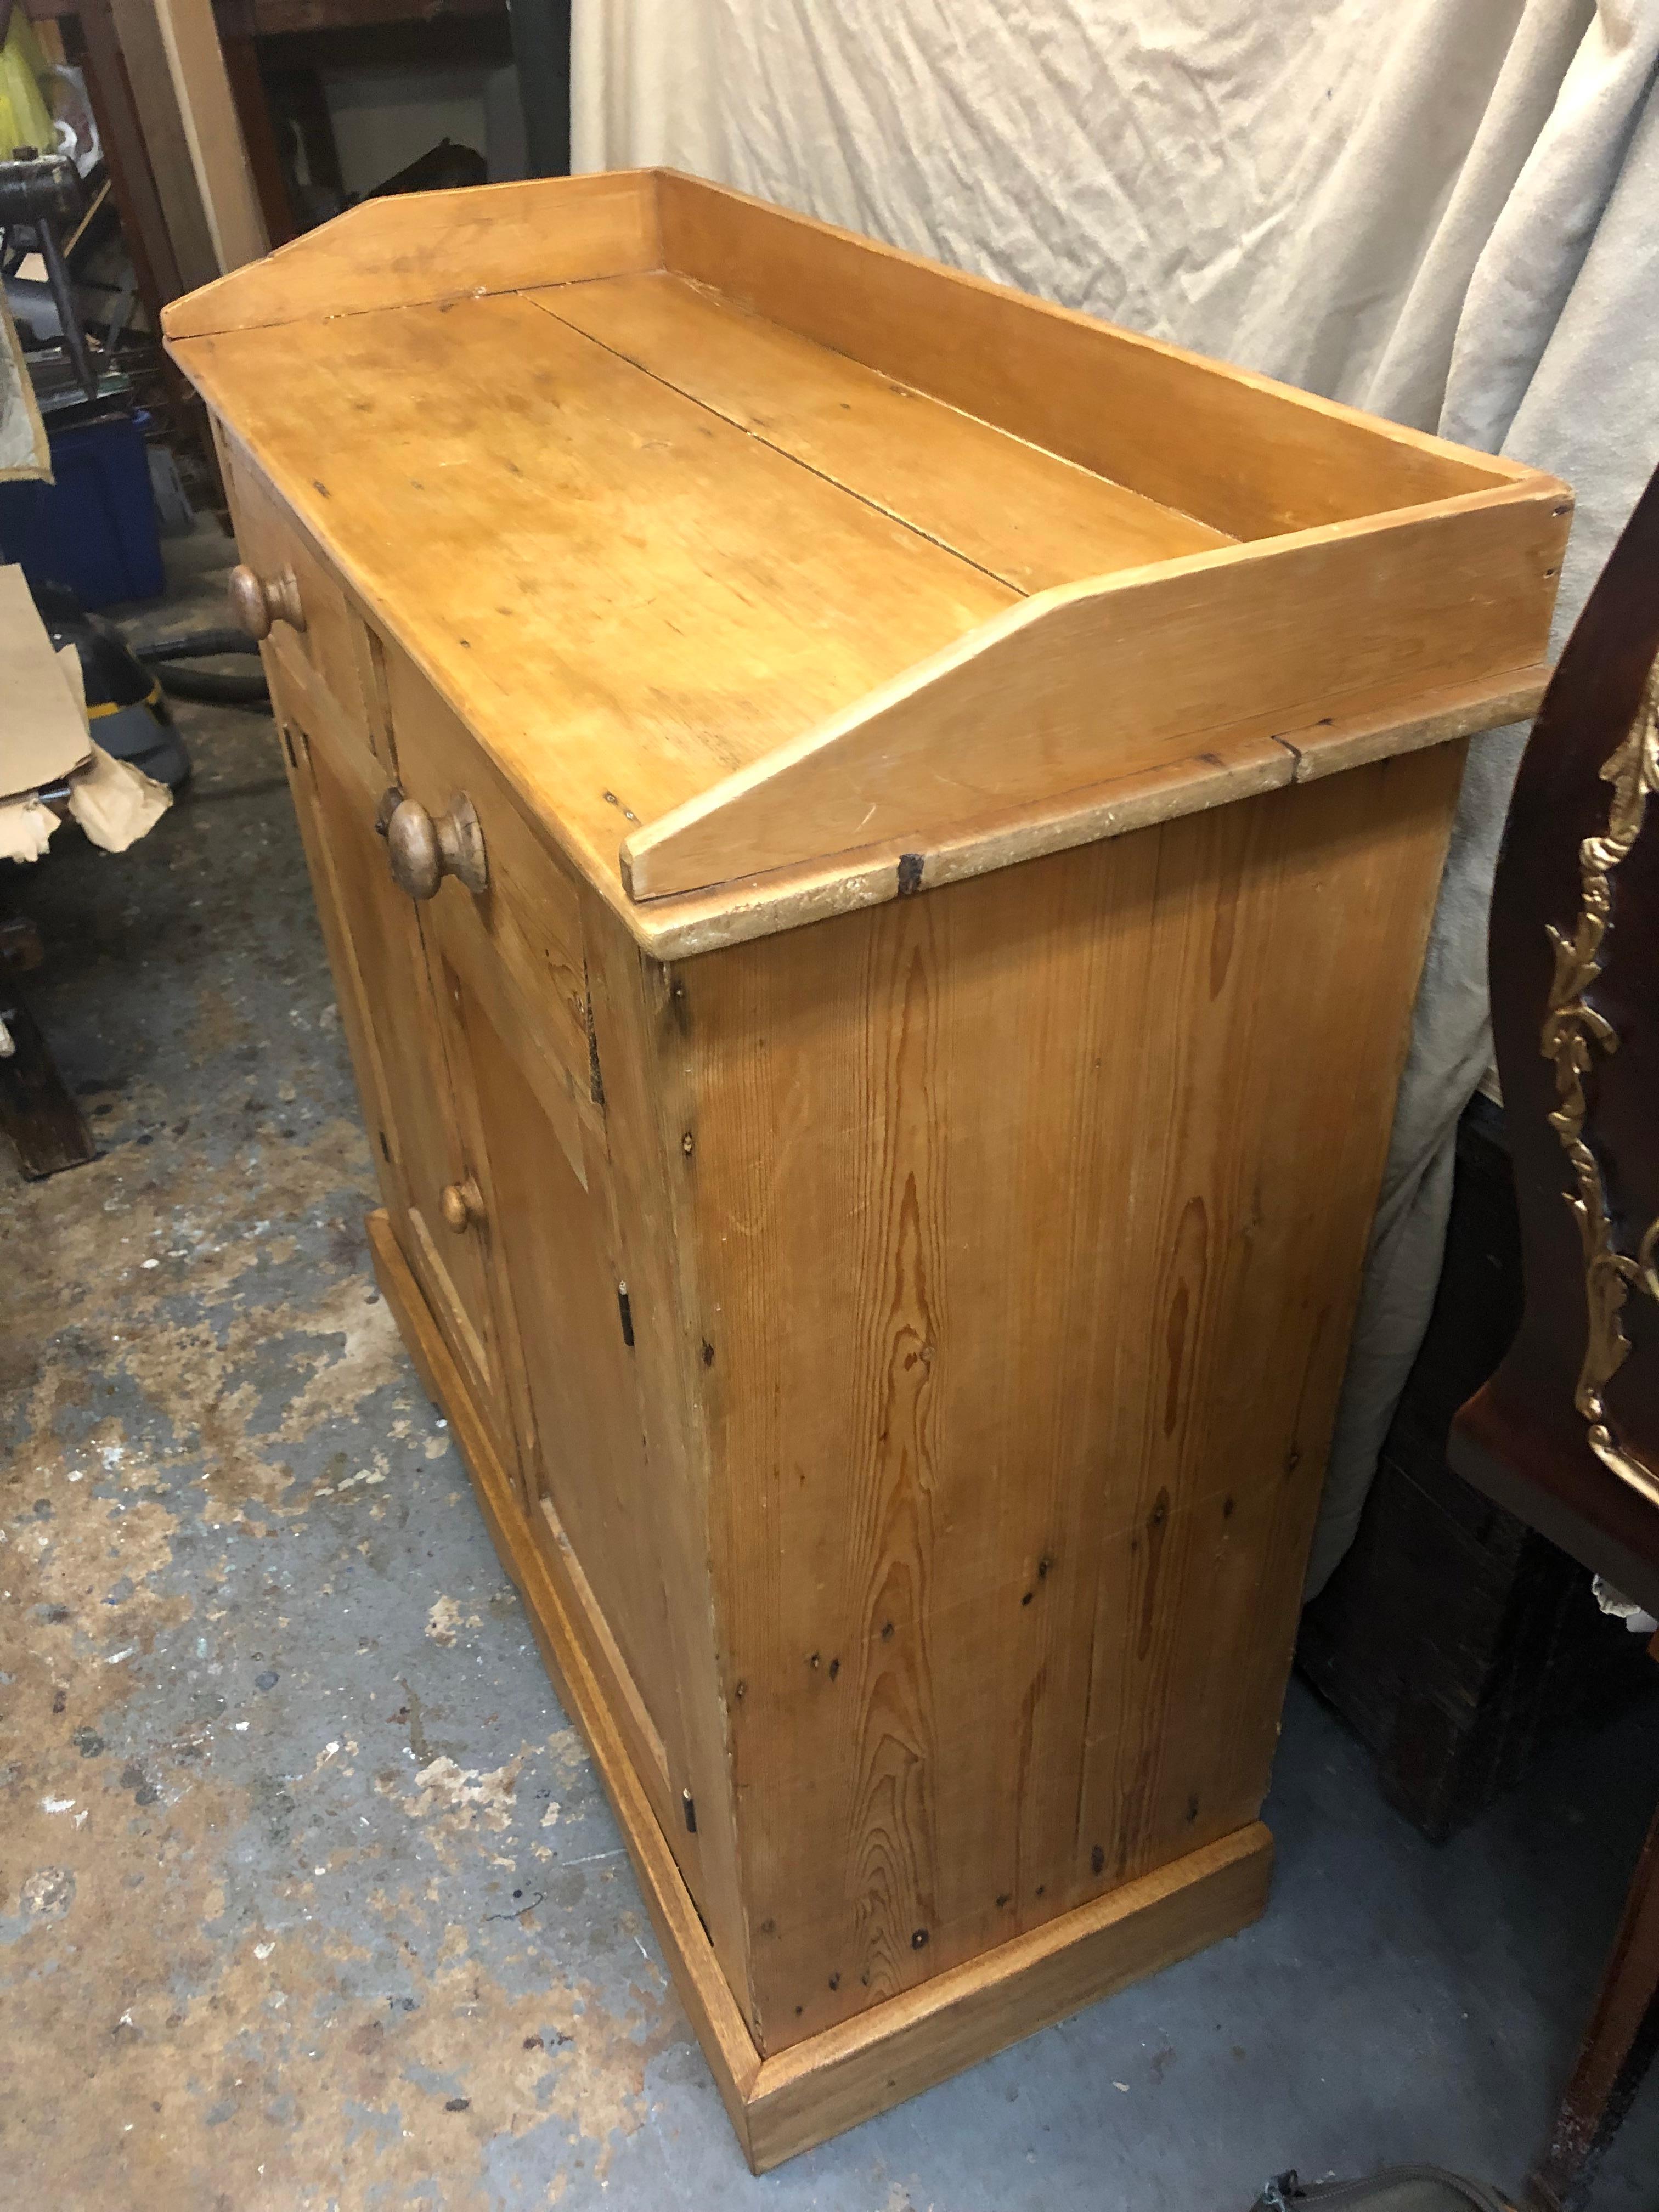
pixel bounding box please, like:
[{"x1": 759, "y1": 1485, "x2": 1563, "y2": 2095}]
[
  {"x1": 384, "y1": 793, "x2": 488, "y2": 901},
  {"x1": 229, "y1": 562, "x2": 306, "y2": 638},
  {"x1": 440, "y1": 1177, "x2": 483, "y2": 1233},
  {"x1": 386, "y1": 797, "x2": 443, "y2": 899}
]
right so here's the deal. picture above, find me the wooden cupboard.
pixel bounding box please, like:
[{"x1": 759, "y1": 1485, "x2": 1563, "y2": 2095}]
[{"x1": 163, "y1": 168, "x2": 1570, "y2": 2168}]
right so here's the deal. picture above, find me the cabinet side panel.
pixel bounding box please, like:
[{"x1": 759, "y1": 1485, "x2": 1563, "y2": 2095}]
[
  {"x1": 669, "y1": 742, "x2": 1464, "y2": 2053},
  {"x1": 1071, "y1": 746, "x2": 1469, "y2": 1882}
]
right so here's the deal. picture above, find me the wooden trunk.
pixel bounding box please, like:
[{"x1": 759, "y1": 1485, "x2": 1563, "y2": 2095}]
[{"x1": 163, "y1": 169, "x2": 1570, "y2": 2168}]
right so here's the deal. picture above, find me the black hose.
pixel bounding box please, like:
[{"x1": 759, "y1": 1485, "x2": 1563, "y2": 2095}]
[
  {"x1": 153, "y1": 664, "x2": 271, "y2": 705},
  {"x1": 129, "y1": 626, "x2": 270, "y2": 706},
  {"x1": 134, "y1": 628, "x2": 262, "y2": 663}
]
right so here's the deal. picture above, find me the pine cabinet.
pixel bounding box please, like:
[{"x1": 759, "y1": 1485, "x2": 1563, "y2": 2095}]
[{"x1": 166, "y1": 168, "x2": 1570, "y2": 2168}]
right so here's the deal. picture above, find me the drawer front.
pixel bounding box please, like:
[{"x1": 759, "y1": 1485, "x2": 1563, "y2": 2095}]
[
  {"x1": 219, "y1": 437, "x2": 390, "y2": 769},
  {"x1": 378, "y1": 643, "x2": 603, "y2": 1139},
  {"x1": 263, "y1": 663, "x2": 403, "y2": 1234}
]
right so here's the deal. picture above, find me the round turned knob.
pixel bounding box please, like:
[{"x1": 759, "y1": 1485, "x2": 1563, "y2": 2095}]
[
  {"x1": 229, "y1": 562, "x2": 306, "y2": 639},
  {"x1": 384, "y1": 793, "x2": 488, "y2": 901},
  {"x1": 386, "y1": 796, "x2": 443, "y2": 899},
  {"x1": 440, "y1": 1177, "x2": 483, "y2": 1233}
]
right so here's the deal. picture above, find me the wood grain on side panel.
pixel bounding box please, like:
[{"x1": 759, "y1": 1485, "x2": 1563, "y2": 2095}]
[
  {"x1": 1073, "y1": 743, "x2": 1469, "y2": 1881},
  {"x1": 660, "y1": 743, "x2": 1462, "y2": 2053}
]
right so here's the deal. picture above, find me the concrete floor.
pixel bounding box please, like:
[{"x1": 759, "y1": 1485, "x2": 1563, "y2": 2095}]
[{"x1": 4, "y1": 558, "x2": 1659, "y2": 2211}]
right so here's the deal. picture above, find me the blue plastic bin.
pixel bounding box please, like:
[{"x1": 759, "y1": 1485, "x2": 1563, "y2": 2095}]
[{"x1": 0, "y1": 408, "x2": 165, "y2": 608}]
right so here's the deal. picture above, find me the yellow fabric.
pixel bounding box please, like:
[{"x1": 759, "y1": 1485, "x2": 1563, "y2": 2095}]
[{"x1": 0, "y1": 14, "x2": 57, "y2": 160}]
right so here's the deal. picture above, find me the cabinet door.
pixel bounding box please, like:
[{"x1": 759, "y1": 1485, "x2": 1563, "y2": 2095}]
[
  {"x1": 280, "y1": 692, "x2": 509, "y2": 1430},
  {"x1": 369, "y1": 645, "x2": 697, "y2": 1867},
  {"x1": 431, "y1": 930, "x2": 694, "y2": 1853}
]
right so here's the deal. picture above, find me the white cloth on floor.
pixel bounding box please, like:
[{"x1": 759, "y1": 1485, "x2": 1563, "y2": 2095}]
[
  {"x1": 0, "y1": 794, "x2": 59, "y2": 861},
  {"x1": 66, "y1": 742, "x2": 171, "y2": 854}
]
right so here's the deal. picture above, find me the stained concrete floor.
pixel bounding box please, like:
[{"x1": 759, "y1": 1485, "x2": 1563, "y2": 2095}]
[{"x1": 4, "y1": 556, "x2": 1659, "y2": 2212}]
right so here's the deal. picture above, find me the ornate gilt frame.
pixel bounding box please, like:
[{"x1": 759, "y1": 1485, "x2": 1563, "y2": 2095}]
[{"x1": 1541, "y1": 658, "x2": 1659, "y2": 1509}]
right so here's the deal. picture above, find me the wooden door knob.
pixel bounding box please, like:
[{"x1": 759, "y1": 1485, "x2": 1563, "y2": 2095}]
[
  {"x1": 384, "y1": 792, "x2": 488, "y2": 900},
  {"x1": 440, "y1": 1177, "x2": 484, "y2": 1233},
  {"x1": 229, "y1": 562, "x2": 306, "y2": 638}
]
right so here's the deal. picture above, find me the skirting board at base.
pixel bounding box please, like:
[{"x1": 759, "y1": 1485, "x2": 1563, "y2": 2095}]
[{"x1": 367, "y1": 1205, "x2": 1277, "y2": 2170}]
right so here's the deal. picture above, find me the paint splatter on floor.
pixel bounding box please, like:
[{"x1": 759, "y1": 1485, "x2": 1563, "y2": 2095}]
[{"x1": 4, "y1": 541, "x2": 1659, "y2": 2209}]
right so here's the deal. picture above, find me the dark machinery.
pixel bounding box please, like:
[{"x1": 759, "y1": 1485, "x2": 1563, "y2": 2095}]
[{"x1": 0, "y1": 145, "x2": 98, "y2": 405}]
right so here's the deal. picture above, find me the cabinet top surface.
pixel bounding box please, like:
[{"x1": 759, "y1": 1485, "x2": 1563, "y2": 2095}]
[
  {"x1": 167, "y1": 170, "x2": 1565, "y2": 953},
  {"x1": 182, "y1": 277, "x2": 1210, "y2": 867}
]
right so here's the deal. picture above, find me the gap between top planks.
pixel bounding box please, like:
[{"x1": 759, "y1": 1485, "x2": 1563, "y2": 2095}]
[{"x1": 527, "y1": 270, "x2": 1232, "y2": 595}]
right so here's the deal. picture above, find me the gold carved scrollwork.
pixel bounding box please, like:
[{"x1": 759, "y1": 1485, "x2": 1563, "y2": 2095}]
[{"x1": 1540, "y1": 659, "x2": 1659, "y2": 1508}]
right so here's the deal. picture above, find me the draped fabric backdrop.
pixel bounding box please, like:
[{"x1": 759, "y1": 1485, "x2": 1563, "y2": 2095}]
[{"x1": 572, "y1": 0, "x2": 1659, "y2": 1591}]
